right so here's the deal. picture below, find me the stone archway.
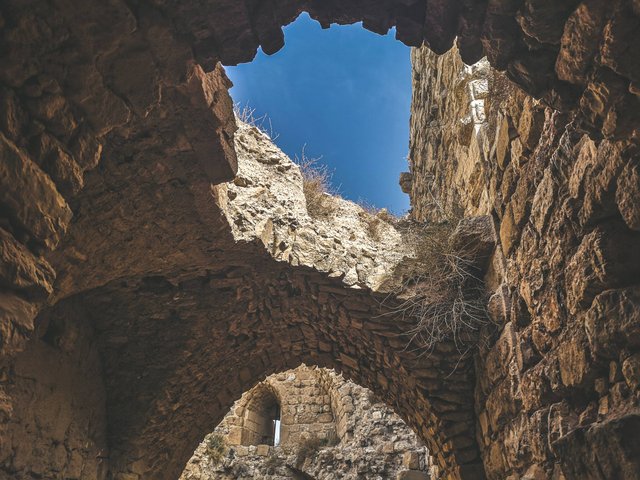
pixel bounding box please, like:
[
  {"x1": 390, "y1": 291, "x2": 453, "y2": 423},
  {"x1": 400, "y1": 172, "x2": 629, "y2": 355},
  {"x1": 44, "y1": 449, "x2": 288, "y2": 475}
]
[
  {"x1": 22, "y1": 121, "x2": 494, "y2": 480},
  {"x1": 181, "y1": 364, "x2": 432, "y2": 480},
  {"x1": 1, "y1": 2, "x2": 639, "y2": 480},
  {"x1": 237, "y1": 383, "x2": 282, "y2": 447}
]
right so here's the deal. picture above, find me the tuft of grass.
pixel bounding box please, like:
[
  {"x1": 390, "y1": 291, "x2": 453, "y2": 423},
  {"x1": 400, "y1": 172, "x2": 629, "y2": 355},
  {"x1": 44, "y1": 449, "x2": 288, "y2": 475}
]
[
  {"x1": 294, "y1": 147, "x2": 339, "y2": 219},
  {"x1": 204, "y1": 433, "x2": 227, "y2": 465},
  {"x1": 233, "y1": 102, "x2": 279, "y2": 140},
  {"x1": 294, "y1": 431, "x2": 339, "y2": 467},
  {"x1": 389, "y1": 221, "x2": 488, "y2": 355},
  {"x1": 357, "y1": 201, "x2": 397, "y2": 241}
]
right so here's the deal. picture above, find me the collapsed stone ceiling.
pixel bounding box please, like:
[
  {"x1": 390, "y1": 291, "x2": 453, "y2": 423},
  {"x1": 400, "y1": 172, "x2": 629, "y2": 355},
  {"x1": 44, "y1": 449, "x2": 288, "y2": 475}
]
[{"x1": 1, "y1": 1, "x2": 639, "y2": 480}]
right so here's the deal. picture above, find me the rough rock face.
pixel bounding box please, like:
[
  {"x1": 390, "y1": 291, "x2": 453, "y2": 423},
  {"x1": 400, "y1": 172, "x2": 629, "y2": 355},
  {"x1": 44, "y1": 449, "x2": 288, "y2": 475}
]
[
  {"x1": 180, "y1": 365, "x2": 431, "y2": 480},
  {"x1": 1, "y1": 117, "x2": 491, "y2": 480},
  {"x1": 407, "y1": 44, "x2": 640, "y2": 479},
  {"x1": 406, "y1": 45, "x2": 492, "y2": 222},
  {"x1": 222, "y1": 122, "x2": 411, "y2": 290},
  {"x1": 1, "y1": 1, "x2": 639, "y2": 480}
]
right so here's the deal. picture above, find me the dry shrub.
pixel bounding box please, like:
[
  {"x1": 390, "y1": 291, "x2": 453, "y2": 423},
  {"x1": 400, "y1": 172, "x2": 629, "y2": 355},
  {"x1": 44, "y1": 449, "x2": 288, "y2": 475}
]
[
  {"x1": 294, "y1": 147, "x2": 338, "y2": 219},
  {"x1": 391, "y1": 221, "x2": 488, "y2": 355},
  {"x1": 204, "y1": 433, "x2": 227, "y2": 465},
  {"x1": 294, "y1": 431, "x2": 338, "y2": 467},
  {"x1": 233, "y1": 102, "x2": 279, "y2": 140},
  {"x1": 357, "y1": 200, "x2": 398, "y2": 241}
]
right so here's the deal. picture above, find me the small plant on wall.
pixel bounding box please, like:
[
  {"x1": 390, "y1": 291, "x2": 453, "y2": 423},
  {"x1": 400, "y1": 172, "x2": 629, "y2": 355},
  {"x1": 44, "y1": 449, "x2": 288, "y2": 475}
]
[
  {"x1": 294, "y1": 146, "x2": 339, "y2": 219},
  {"x1": 294, "y1": 430, "x2": 340, "y2": 467},
  {"x1": 203, "y1": 433, "x2": 227, "y2": 465},
  {"x1": 390, "y1": 221, "x2": 489, "y2": 355}
]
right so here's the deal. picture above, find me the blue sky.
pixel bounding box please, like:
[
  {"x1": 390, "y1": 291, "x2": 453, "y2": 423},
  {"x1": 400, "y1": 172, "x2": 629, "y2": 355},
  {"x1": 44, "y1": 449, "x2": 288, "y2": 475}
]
[{"x1": 225, "y1": 13, "x2": 411, "y2": 214}]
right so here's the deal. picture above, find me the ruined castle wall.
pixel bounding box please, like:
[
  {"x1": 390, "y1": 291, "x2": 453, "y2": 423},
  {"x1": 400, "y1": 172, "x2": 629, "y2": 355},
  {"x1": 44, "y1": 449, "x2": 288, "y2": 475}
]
[
  {"x1": 0, "y1": 311, "x2": 107, "y2": 480},
  {"x1": 217, "y1": 365, "x2": 337, "y2": 448},
  {"x1": 181, "y1": 366, "x2": 431, "y2": 480},
  {"x1": 1, "y1": 1, "x2": 639, "y2": 479},
  {"x1": 408, "y1": 44, "x2": 640, "y2": 480}
]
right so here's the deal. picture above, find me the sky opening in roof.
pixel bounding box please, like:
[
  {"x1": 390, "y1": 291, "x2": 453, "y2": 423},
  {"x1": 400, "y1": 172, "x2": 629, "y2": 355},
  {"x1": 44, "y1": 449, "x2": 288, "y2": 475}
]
[{"x1": 225, "y1": 13, "x2": 412, "y2": 214}]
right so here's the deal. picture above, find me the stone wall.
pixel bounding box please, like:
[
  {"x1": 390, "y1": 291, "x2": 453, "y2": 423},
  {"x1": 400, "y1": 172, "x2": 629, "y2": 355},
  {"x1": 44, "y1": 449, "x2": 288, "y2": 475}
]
[
  {"x1": 1, "y1": 1, "x2": 639, "y2": 480},
  {"x1": 407, "y1": 43, "x2": 640, "y2": 480},
  {"x1": 218, "y1": 365, "x2": 337, "y2": 447},
  {"x1": 180, "y1": 365, "x2": 432, "y2": 480}
]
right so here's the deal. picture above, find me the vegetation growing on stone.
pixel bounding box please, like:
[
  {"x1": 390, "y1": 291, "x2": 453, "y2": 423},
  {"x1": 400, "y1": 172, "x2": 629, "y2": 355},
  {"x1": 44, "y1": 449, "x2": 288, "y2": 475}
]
[
  {"x1": 294, "y1": 147, "x2": 339, "y2": 219},
  {"x1": 233, "y1": 102, "x2": 279, "y2": 140},
  {"x1": 203, "y1": 434, "x2": 227, "y2": 465},
  {"x1": 357, "y1": 200, "x2": 398, "y2": 241},
  {"x1": 392, "y1": 221, "x2": 488, "y2": 354},
  {"x1": 294, "y1": 433, "x2": 339, "y2": 467}
]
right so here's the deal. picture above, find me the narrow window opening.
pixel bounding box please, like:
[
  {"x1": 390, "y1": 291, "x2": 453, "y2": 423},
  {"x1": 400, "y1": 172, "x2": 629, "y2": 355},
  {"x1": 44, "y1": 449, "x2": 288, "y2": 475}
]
[{"x1": 273, "y1": 405, "x2": 281, "y2": 446}]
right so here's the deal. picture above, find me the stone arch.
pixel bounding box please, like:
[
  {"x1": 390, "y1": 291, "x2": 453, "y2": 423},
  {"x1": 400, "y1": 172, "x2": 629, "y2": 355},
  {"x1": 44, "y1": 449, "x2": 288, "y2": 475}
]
[
  {"x1": 22, "y1": 119, "x2": 494, "y2": 480},
  {"x1": 2, "y1": 2, "x2": 638, "y2": 480},
  {"x1": 236, "y1": 382, "x2": 282, "y2": 446},
  {"x1": 213, "y1": 365, "x2": 339, "y2": 449},
  {"x1": 39, "y1": 258, "x2": 483, "y2": 480}
]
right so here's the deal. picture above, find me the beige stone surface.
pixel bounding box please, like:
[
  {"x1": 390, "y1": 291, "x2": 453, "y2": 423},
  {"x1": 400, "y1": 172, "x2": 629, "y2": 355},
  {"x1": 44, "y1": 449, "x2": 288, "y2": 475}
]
[
  {"x1": 0, "y1": 1, "x2": 639, "y2": 480},
  {"x1": 181, "y1": 365, "x2": 431, "y2": 480}
]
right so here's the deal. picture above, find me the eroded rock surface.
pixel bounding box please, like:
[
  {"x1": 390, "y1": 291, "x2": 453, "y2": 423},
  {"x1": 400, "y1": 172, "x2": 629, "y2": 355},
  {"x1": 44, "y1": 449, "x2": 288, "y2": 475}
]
[
  {"x1": 407, "y1": 44, "x2": 640, "y2": 480},
  {"x1": 0, "y1": 1, "x2": 639, "y2": 480},
  {"x1": 222, "y1": 122, "x2": 411, "y2": 290},
  {"x1": 181, "y1": 365, "x2": 431, "y2": 480}
]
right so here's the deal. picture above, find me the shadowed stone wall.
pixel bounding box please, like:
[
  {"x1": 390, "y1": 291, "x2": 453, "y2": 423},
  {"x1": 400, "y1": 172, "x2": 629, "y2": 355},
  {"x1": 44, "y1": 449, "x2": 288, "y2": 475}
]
[
  {"x1": 407, "y1": 43, "x2": 640, "y2": 480},
  {"x1": 180, "y1": 365, "x2": 432, "y2": 480},
  {"x1": 0, "y1": 1, "x2": 638, "y2": 480}
]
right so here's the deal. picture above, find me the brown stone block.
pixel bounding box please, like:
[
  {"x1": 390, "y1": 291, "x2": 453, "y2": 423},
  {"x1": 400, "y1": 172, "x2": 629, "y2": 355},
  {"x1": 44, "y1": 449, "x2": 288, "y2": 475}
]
[
  {"x1": 0, "y1": 293, "x2": 38, "y2": 356},
  {"x1": 565, "y1": 226, "x2": 640, "y2": 315},
  {"x1": 553, "y1": 414, "x2": 640, "y2": 479},
  {"x1": 557, "y1": 330, "x2": 594, "y2": 390},
  {"x1": 622, "y1": 353, "x2": 640, "y2": 392},
  {"x1": 556, "y1": 0, "x2": 608, "y2": 85},
  {"x1": 616, "y1": 159, "x2": 640, "y2": 231},
  {"x1": 0, "y1": 134, "x2": 72, "y2": 251},
  {"x1": 584, "y1": 286, "x2": 640, "y2": 358},
  {"x1": 0, "y1": 227, "x2": 55, "y2": 298}
]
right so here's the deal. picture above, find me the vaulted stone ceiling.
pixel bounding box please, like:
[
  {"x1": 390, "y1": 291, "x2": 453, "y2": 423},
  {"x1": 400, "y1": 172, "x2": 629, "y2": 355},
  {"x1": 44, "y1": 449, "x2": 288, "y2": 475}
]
[{"x1": 1, "y1": 1, "x2": 639, "y2": 480}]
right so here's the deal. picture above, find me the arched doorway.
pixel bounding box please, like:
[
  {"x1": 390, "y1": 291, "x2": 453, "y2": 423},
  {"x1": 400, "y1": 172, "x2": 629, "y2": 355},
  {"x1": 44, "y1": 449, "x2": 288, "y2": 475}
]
[{"x1": 239, "y1": 383, "x2": 282, "y2": 446}]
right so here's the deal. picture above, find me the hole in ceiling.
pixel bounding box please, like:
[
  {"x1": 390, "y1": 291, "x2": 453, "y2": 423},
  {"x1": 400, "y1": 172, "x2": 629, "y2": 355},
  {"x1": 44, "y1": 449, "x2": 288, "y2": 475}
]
[{"x1": 225, "y1": 13, "x2": 411, "y2": 215}]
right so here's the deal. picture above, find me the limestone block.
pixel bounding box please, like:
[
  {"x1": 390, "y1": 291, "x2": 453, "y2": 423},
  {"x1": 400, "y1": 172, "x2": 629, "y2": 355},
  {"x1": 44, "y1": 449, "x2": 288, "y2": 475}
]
[
  {"x1": 255, "y1": 444, "x2": 270, "y2": 456},
  {"x1": 399, "y1": 172, "x2": 413, "y2": 194},
  {"x1": 616, "y1": 160, "x2": 640, "y2": 231},
  {"x1": 397, "y1": 470, "x2": 429, "y2": 480},
  {"x1": 403, "y1": 451, "x2": 421, "y2": 472},
  {"x1": 554, "y1": 414, "x2": 640, "y2": 478},
  {"x1": 0, "y1": 227, "x2": 56, "y2": 298},
  {"x1": 0, "y1": 293, "x2": 38, "y2": 356},
  {"x1": 622, "y1": 353, "x2": 640, "y2": 391},
  {"x1": 557, "y1": 331, "x2": 592, "y2": 389},
  {"x1": 565, "y1": 227, "x2": 640, "y2": 315},
  {"x1": 522, "y1": 464, "x2": 547, "y2": 480},
  {"x1": 517, "y1": 98, "x2": 545, "y2": 152},
  {"x1": 556, "y1": 0, "x2": 608, "y2": 84},
  {"x1": 584, "y1": 287, "x2": 640, "y2": 358}
]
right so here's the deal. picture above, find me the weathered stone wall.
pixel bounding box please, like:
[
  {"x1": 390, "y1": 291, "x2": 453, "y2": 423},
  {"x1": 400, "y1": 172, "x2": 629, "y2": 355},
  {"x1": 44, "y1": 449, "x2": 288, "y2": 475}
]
[
  {"x1": 407, "y1": 42, "x2": 640, "y2": 480},
  {"x1": 1, "y1": 1, "x2": 639, "y2": 480},
  {"x1": 217, "y1": 365, "x2": 337, "y2": 447},
  {"x1": 0, "y1": 309, "x2": 107, "y2": 480},
  {"x1": 180, "y1": 365, "x2": 432, "y2": 480}
]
